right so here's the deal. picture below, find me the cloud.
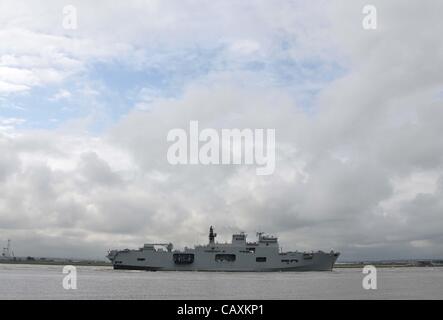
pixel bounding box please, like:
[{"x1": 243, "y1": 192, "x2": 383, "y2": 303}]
[
  {"x1": 0, "y1": 0, "x2": 340, "y2": 95},
  {"x1": 50, "y1": 89, "x2": 71, "y2": 101},
  {"x1": 0, "y1": 0, "x2": 442, "y2": 261}
]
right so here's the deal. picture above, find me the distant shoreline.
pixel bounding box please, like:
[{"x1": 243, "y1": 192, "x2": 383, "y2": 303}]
[
  {"x1": 0, "y1": 259, "x2": 111, "y2": 267},
  {"x1": 1, "y1": 260, "x2": 442, "y2": 268},
  {"x1": 334, "y1": 263, "x2": 439, "y2": 268}
]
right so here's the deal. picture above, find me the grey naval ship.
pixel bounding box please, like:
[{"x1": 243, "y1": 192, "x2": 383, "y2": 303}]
[{"x1": 107, "y1": 227, "x2": 340, "y2": 271}]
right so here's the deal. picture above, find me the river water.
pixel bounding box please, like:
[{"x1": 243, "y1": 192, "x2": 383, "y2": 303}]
[{"x1": 0, "y1": 264, "x2": 441, "y2": 299}]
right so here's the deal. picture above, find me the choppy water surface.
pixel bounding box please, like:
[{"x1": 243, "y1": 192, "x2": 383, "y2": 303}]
[{"x1": 0, "y1": 264, "x2": 442, "y2": 299}]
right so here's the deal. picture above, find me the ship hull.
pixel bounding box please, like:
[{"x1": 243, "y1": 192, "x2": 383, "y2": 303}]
[{"x1": 110, "y1": 250, "x2": 339, "y2": 272}]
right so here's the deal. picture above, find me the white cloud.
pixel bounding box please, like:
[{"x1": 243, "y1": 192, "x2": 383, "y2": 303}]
[
  {"x1": 50, "y1": 89, "x2": 71, "y2": 101},
  {"x1": 0, "y1": 0, "x2": 442, "y2": 261}
]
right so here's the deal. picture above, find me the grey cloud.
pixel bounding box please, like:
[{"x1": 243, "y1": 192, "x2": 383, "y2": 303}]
[{"x1": 1, "y1": 0, "x2": 443, "y2": 261}]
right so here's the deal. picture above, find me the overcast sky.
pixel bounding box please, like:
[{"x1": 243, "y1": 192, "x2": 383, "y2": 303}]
[{"x1": 1, "y1": 0, "x2": 442, "y2": 261}]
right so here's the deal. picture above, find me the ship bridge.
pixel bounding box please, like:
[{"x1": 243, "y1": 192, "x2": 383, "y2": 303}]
[
  {"x1": 231, "y1": 232, "x2": 247, "y2": 245},
  {"x1": 257, "y1": 232, "x2": 278, "y2": 247},
  {"x1": 206, "y1": 228, "x2": 279, "y2": 248}
]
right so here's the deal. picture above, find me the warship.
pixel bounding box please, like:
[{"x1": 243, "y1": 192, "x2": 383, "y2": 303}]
[{"x1": 107, "y1": 227, "x2": 340, "y2": 271}]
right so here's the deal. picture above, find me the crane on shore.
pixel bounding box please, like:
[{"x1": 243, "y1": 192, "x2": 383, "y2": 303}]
[{"x1": 2, "y1": 239, "x2": 14, "y2": 258}]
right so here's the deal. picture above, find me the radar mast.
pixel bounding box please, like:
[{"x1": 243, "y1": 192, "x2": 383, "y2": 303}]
[{"x1": 209, "y1": 226, "x2": 217, "y2": 244}]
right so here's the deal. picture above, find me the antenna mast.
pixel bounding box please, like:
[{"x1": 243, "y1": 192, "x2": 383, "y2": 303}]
[
  {"x1": 2, "y1": 239, "x2": 13, "y2": 258},
  {"x1": 209, "y1": 226, "x2": 217, "y2": 244}
]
